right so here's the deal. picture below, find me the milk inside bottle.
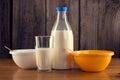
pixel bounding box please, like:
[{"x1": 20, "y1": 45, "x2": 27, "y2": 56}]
[{"x1": 50, "y1": 6, "x2": 74, "y2": 69}]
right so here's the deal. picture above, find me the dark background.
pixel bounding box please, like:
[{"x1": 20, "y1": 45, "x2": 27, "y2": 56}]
[{"x1": 0, "y1": 0, "x2": 120, "y2": 58}]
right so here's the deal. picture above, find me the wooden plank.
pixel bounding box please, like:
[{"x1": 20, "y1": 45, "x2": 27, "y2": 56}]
[
  {"x1": 13, "y1": 0, "x2": 46, "y2": 49},
  {"x1": 46, "y1": 0, "x2": 79, "y2": 50},
  {"x1": 80, "y1": 0, "x2": 120, "y2": 57},
  {"x1": 0, "y1": 0, "x2": 11, "y2": 58},
  {"x1": 0, "y1": 59, "x2": 120, "y2": 80}
]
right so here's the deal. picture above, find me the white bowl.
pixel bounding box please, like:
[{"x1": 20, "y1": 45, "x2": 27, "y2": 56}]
[{"x1": 10, "y1": 49, "x2": 36, "y2": 69}]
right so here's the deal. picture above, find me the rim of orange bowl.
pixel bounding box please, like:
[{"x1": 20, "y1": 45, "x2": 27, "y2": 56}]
[{"x1": 71, "y1": 50, "x2": 114, "y2": 56}]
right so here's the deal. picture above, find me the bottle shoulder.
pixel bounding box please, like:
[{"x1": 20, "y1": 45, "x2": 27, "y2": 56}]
[
  {"x1": 51, "y1": 30, "x2": 73, "y2": 36},
  {"x1": 52, "y1": 20, "x2": 72, "y2": 30}
]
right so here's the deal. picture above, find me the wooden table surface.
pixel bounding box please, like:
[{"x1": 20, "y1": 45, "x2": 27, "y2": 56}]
[{"x1": 0, "y1": 58, "x2": 120, "y2": 80}]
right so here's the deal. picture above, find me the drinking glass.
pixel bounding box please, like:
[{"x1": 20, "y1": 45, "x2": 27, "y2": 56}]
[{"x1": 35, "y1": 36, "x2": 53, "y2": 72}]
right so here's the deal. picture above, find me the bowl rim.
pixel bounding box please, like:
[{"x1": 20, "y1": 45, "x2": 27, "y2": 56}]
[
  {"x1": 72, "y1": 50, "x2": 114, "y2": 56},
  {"x1": 9, "y1": 49, "x2": 35, "y2": 54}
]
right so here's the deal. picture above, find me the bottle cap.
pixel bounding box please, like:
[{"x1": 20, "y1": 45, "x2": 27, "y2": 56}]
[{"x1": 56, "y1": 6, "x2": 68, "y2": 11}]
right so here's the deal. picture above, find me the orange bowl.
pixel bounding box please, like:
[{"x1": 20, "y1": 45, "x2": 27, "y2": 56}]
[{"x1": 71, "y1": 50, "x2": 114, "y2": 72}]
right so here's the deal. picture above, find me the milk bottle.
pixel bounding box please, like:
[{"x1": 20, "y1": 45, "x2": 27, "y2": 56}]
[{"x1": 50, "y1": 6, "x2": 74, "y2": 69}]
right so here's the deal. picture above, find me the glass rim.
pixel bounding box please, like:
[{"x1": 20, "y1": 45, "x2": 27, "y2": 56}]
[{"x1": 35, "y1": 36, "x2": 53, "y2": 38}]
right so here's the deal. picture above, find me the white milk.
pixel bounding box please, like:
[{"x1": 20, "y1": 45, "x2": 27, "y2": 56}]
[
  {"x1": 35, "y1": 48, "x2": 53, "y2": 70},
  {"x1": 51, "y1": 30, "x2": 73, "y2": 69}
]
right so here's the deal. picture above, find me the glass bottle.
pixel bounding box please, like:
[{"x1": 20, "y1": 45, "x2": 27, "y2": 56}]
[{"x1": 50, "y1": 6, "x2": 74, "y2": 69}]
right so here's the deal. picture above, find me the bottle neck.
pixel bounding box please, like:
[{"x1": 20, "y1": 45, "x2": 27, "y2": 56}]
[
  {"x1": 57, "y1": 11, "x2": 67, "y2": 21},
  {"x1": 53, "y1": 11, "x2": 71, "y2": 30}
]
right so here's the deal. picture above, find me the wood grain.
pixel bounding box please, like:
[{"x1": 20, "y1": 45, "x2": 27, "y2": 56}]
[
  {"x1": 0, "y1": 0, "x2": 11, "y2": 58},
  {"x1": 13, "y1": 0, "x2": 46, "y2": 49},
  {"x1": 0, "y1": 58, "x2": 120, "y2": 80},
  {"x1": 80, "y1": 0, "x2": 120, "y2": 57},
  {"x1": 46, "y1": 0, "x2": 79, "y2": 50},
  {"x1": 0, "y1": 0, "x2": 120, "y2": 57}
]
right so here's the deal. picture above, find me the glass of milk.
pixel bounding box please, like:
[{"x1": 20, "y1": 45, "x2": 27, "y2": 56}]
[{"x1": 35, "y1": 36, "x2": 54, "y2": 72}]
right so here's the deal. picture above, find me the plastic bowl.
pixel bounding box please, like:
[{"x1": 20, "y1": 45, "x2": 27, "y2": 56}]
[
  {"x1": 71, "y1": 50, "x2": 114, "y2": 72},
  {"x1": 10, "y1": 49, "x2": 36, "y2": 69}
]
